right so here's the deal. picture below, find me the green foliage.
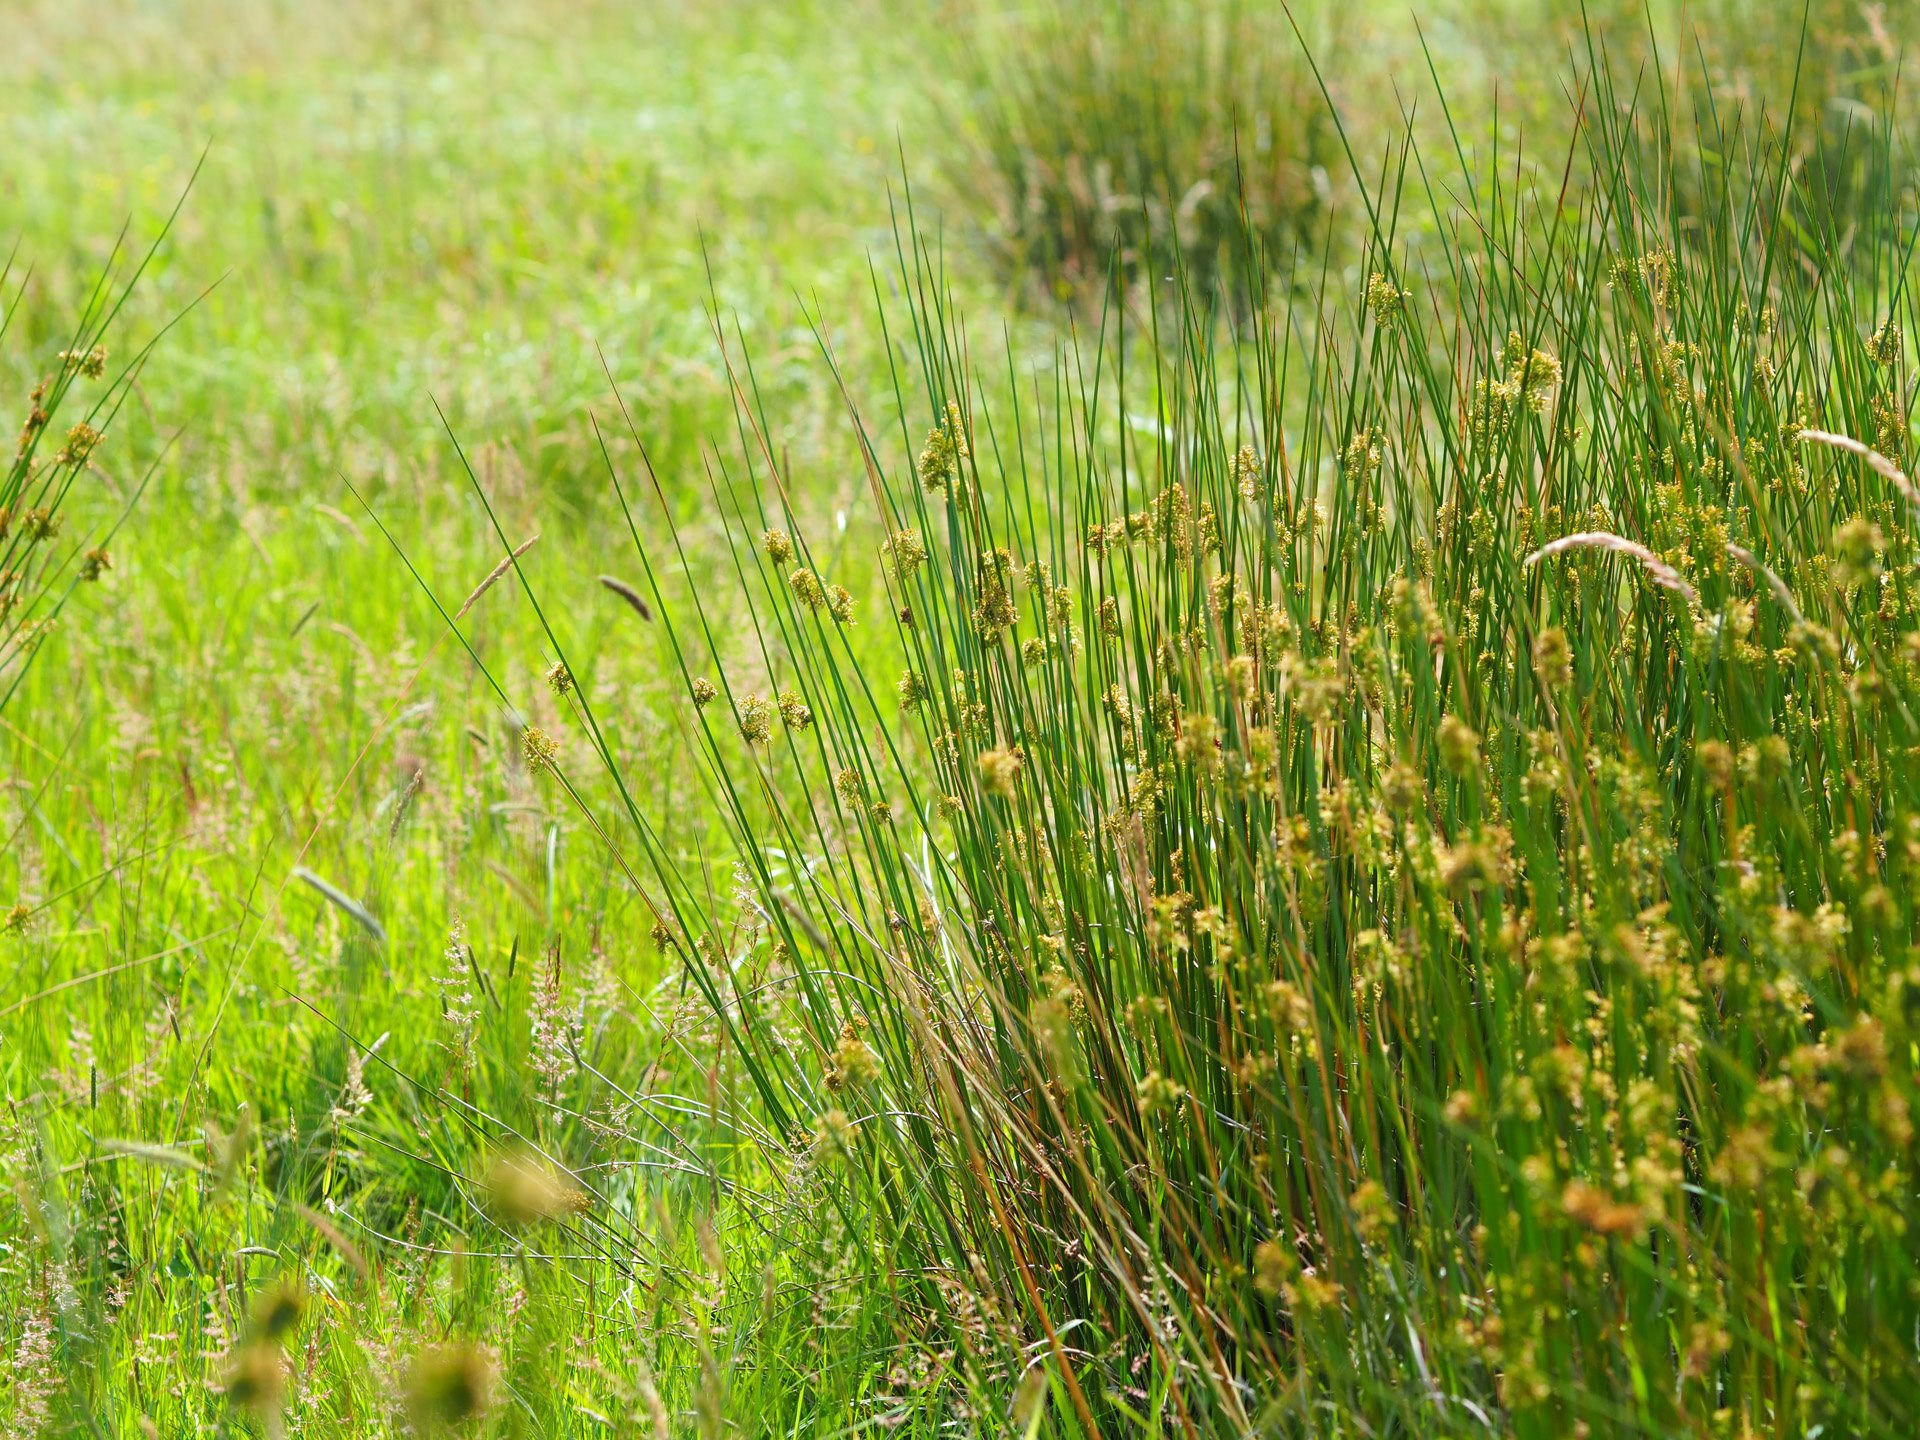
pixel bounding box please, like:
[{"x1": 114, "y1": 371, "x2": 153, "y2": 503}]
[
  {"x1": 951, "y1": 0, "x2": 1342, "y2": 300},
  {"x1": 604, "y1": 36, "x2": 1920, "y2": 1437},
  {"x1": 6, "y1": 1, "x2": 1920, "y2": 1436}
]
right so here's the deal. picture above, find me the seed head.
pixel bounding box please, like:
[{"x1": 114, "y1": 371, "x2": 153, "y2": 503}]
[
  {"x1": 59, "y1": 345, "x2": 108, "y2": 379},
  {"x1": 521, "y1": 726, "x2": 558, "y2": 772},
  {"x1": 777, "y1": 688, "x2": 813, "y2": 731},
  {"x1": 690, "y1": 676, "x2": 718, "y2": 708},
  {"x1": 545, "y1": 661, "x2": 573, "y2": 696},
  {"x1": 250, "y1": 1277, "x2": 306, "y2": 1342},
  {"x1": 484, "y1": 1150, "x2": 588, "y2": 1227},
  {"x1": 897, "y1": 669, "x2": 928, "y2": 710},
  {"x1": 406, "y1": 1342, "x2": 498, "y2": 1430},
  {"x1": 738, "y1": 694, "x2": 773, "y2": 744},
  {"x1": 1532, "y1": 626, "x2": 1572, "y2": 690},
  {"x1": 1438, "y1": 715, "x2": 1480, "y2": 777},
  {"x1": 762, "y1": 529, "x2": 794, "y2": 564},
  {"x1": 1136, "y1": 1070, "x2": 1186, "y2": 1116},
  {"x1": 916, "y1": 402, "x2": 969, "y2": 491},
  {"x1": 223, "y1": 1339, "x2": 288, "y2": 1415},
  {"x1": 789, "y1": 568, "x2": 825, "y2": 610},
  {"x1": 1696, "y1": 739, "x2": 1733, "y2": 787},
  {"x1": 883, "y1": 527, "x2": 927, "y2": 580},
  {"x1": 1365, "y1": 271, "x2": 1409, "y2": 325},
  {"x1": 57, "y1": 422, "x2": 102, "y2": 464},
  {"x1": 1867, "y1": 319, "x2": 1903, "y2": 368},
  {"x1": 826, "y1": 584, "x2": 854, "y2": 624},
  {"x1": 813, "y1": 1107, "x2": 857, "y2": 1158},
  {"x1": 977, "y1": 746, "x2": 1022, "y2": 800},
  {"x1": 1831, "y1": 515, "x2": 1886, "y2": 588},
  {"x1": 78, "y1": 549, "x2": 111, "y2": 582}
]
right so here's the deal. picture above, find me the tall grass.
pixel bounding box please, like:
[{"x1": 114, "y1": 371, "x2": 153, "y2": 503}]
[
  {"x1": 505, "y1": 30, "x2": 1920, "y2": 1436},
  {"x1": 950, "y1": 0, "x2": 1342, "y2": 301},
  {"x1": 0, "y1": 242, "x2": 165, "y2": 718}
]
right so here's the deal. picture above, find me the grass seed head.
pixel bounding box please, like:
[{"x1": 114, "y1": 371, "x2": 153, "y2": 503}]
[{"x1": 406, "y1": 1342, "x2": 497, "y2": 1429}]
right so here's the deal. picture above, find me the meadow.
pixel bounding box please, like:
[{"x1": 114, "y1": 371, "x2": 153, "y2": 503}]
[{"x1": 2, "y1": 0, "x2": 1919, "y2": 1435}]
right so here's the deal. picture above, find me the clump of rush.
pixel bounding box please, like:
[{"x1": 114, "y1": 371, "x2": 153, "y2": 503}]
[{"x1": 525, "y1": 36, "x2": 1920, "y2": 1440}]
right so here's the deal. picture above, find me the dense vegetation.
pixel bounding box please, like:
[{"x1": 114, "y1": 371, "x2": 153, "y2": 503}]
[{"x1": 3, "y1": 1, "x2": 1919, "y2": 1435}]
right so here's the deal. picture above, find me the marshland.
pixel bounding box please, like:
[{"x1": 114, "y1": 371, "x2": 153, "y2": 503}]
[{"x1": 4, "y1": 0, "x2": 1920, "y2": 1435}]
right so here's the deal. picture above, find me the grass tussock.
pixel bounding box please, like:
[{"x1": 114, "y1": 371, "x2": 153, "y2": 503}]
[
  {"x1": 556, "y1": 39, "x2": 1920, "y2": 1436},
  {"x1": 953, "y1": 0, "x2": 1342, "y2": 301}
]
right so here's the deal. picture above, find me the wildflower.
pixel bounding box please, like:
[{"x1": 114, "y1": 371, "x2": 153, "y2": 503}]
[
  {"x1": 778, "y1": 688, "x2": 813, "y2": 730},
  {"x1": 738, "y1": 694, "x2": 773, "y2": 744},
  {"x1": 1366, "y1": 270, "x2": 1409, "y2": 324},
  {"x1": 545, "y1": 661, "x2": 573, "y2": 695},
  {"x1": 789, "y1": 567, "x2": 825, "y2": 610},
  {"x1": 826, "y1": 584, "x2": 854, "y2": 624},
  {"x1": 78, "y1": 548, "x2": 111, "y2": 582},
  {"x1": 521, "y1": 726, "x2": 558, "y2": 772},
  {"x1": 883, "y1": 527, "x2": 927, "y2": 580},
  {"x1": 834, "y1": 766, "x2": 862, "y2": 802},
  {"x1": 762, "y1": 529, "x2": 794, "y2": 564},
  {"x1": 977, "y1": 746, "x2": 1023, "y2": 800},
  {"x1": 407, "y1": 1342, "x2": 498, "y2": 1429},
  {"x1": 897, "y1": 669, "x2": 928, "y2": 709},
  {"x1": 690, "y1": 676, "x2": 718, "y2": 708},
  {"x1": 916, "y1": 402, "x2": 968, "y2": 490},
  {"x1": 1438, "y1": 715, "x2": 1481, "y2": 776}
]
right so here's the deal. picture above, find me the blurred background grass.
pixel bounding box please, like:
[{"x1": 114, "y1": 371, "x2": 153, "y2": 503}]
[{"x1": 1, "y1": 0, "x2": 1915, "y2": 1431}]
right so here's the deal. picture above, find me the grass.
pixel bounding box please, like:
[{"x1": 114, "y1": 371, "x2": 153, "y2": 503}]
[{"x1": 3, "y1": 0, "x2": 1920, "y2": 1435}]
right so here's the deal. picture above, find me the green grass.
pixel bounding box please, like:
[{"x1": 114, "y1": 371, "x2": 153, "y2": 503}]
[{"x1": 3, "y1": 1, "x2": 1919, "y2": 1436}]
